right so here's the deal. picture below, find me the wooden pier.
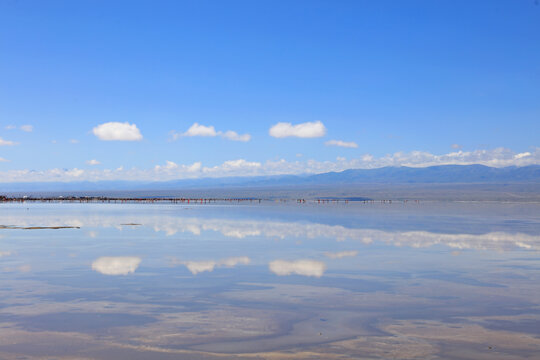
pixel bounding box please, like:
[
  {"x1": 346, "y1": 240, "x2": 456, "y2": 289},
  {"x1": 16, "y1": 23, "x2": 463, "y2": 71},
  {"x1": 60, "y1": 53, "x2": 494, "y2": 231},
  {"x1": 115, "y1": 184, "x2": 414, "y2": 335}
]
[
  {"x1": 0, "y1": 195, "x2": 263, "y2": 204},
  {"x1": 0, "y1": 195, "x2": 417, "y2": 204}
]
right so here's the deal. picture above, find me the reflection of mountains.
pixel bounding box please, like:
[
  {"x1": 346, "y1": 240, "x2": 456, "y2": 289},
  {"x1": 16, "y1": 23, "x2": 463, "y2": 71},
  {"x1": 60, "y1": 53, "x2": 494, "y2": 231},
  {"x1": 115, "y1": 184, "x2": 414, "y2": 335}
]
[
  {"x1": 5, "y1": 212, "x2": 540, "y2": 252},
  {"x1": 157, "y1": 219, "x2": 540, "y2": 251}
]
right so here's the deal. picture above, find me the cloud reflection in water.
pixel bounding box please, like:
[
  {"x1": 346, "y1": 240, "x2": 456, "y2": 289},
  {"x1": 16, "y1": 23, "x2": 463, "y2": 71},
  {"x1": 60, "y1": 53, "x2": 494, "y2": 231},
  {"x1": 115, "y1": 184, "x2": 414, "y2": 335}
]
[
  {"x1": 173, "y1": 256, "x2": 250, "y2": 275},
  {"x1": 150, "y1": 218, "x2": 540, "y2": 252},
  {"x1": 269, "y1": 259, "x2": 326, "y2": 277},
  {"x1": 92, "y1": 256, "x2": 141, "y2": 275},
  {"x1": 325, "y1": 250, "x2": 358, "y2": 259},
  {"x1": 4, "y1": 211, "x2": 540, "y2": 252}
]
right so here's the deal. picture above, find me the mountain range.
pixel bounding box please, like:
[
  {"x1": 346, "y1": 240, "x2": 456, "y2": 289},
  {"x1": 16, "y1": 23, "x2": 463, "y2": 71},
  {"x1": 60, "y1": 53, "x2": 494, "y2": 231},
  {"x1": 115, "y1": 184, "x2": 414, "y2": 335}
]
[{"x1": 1, "y1": 164, "x2": 539, "y2": 193}]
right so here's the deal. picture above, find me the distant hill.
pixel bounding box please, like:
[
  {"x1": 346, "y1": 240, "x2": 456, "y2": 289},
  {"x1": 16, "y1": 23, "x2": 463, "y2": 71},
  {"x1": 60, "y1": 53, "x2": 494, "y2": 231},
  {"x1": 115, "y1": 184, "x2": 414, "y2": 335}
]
[
  {"x1": 1, "y1": 164, "x2": 539, "y2": 193},
  {"x1": 305, "y1": 164, "x2": 540, "y2": 184}
]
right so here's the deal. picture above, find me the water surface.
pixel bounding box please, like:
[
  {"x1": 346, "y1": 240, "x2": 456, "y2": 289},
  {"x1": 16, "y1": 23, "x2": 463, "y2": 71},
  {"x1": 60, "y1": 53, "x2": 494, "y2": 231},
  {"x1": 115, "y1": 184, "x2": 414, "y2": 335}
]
[{"x1": 0, "y1": 201, "x2": 539, "y2": 359}]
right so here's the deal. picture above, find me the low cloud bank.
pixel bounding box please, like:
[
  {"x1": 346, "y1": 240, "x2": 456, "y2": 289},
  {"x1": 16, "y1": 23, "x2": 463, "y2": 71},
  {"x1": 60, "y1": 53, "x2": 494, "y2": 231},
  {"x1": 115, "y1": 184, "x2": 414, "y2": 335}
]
[{"x1": 0, "y1": 147, "x2": 539, "y2": 182}]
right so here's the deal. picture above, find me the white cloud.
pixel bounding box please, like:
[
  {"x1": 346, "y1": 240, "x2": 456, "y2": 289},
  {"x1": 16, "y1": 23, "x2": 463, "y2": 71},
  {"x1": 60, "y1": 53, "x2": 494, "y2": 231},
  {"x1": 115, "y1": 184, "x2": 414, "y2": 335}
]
[
  {"x1": 70, "y1": 139, "x2": 79, "y2": 144},
  {"x1": 4, "y1": 125, "x2": 33, "y2": 132},
  {"x1": 183, "y1": 123, "x2": 218, "y2": 137},
  {"x1": 325, "y1": 139, "x2": 358, "y2": 148},
  {"x1": 173, "y1": 123, "x2": 251, "y2": 142},
  {"x1": 0, "y1": 157, "x2": 9, "y2": 163},
  {"x1": 0, "y1": 137, "x2": 17, "y2": 146},
  {"x1": 515, "y1": 152, "x2": 531, "y2": 159},
  {"x1": 324, "y1": 250, "x2": 358, "y2": 259},
  {"x1": 202, "y1": 159, "x2": 261, "y2": 177},
  {"x1": 187, "y1": 162, "x2": 202, "y2": 172},
  {"x1": 92, "y1": 122, "x2": 143, "y2": 141},
  {"x1": 20, "y1": 125, "x2": 33, "y2": 132},
  {"x1": 65, "y1": 168, "x2": 84, "y2": 177},
  {"x1": 0, "y1": 251, "x2": 12, "y2": 257},
  {"x1": 451, "y1": 144, "x2": 462, "y2": 149},
  {"x1": 222, "y1": 130, "x2": 251, "y2": 142},
  {"x1": 220, "y1": 159, "x2": 260, "y2": 169},
  {"x1": 155, "y1": 160, "x2": 178, "y2": 171},
  {"x1": 269, "y1": 121, "x2": 326, "y2": 138},
  {"x1": 269, "y1": 259, "x2": 326, "y2": 277},
  {"x1": 174, "y1": 256, "x2": 250, "y2": 275},
  {"x1": 154, "y1": 160, "x2": 202, "y2": 174},
  {"x1": 86, "y1": 159, "x2": 101, "y2": 166},
  {"x1": 91, "y1": 256, "x2": 141, "y2": 275}
]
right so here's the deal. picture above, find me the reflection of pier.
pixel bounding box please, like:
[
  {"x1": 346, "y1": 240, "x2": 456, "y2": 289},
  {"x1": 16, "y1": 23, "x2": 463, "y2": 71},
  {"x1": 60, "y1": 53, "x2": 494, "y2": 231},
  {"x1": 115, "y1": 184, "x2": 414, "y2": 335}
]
[{"x1": 0, "y1": 195, "x2": 418, "y2": 204}]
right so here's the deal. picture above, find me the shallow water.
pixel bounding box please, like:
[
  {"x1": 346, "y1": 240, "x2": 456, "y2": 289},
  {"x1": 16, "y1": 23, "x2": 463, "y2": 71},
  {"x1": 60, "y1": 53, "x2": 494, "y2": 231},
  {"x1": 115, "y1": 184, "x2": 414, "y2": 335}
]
[{"x1": 0, "y1": 201, "x2": 539, "y2": 359}]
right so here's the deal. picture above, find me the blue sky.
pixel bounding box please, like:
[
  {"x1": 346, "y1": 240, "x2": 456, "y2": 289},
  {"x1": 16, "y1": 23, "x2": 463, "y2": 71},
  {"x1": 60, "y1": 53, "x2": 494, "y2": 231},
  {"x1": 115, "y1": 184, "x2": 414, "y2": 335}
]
[{"x1": 1, "y1": 0, "x2": 539, "y2": 182}]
